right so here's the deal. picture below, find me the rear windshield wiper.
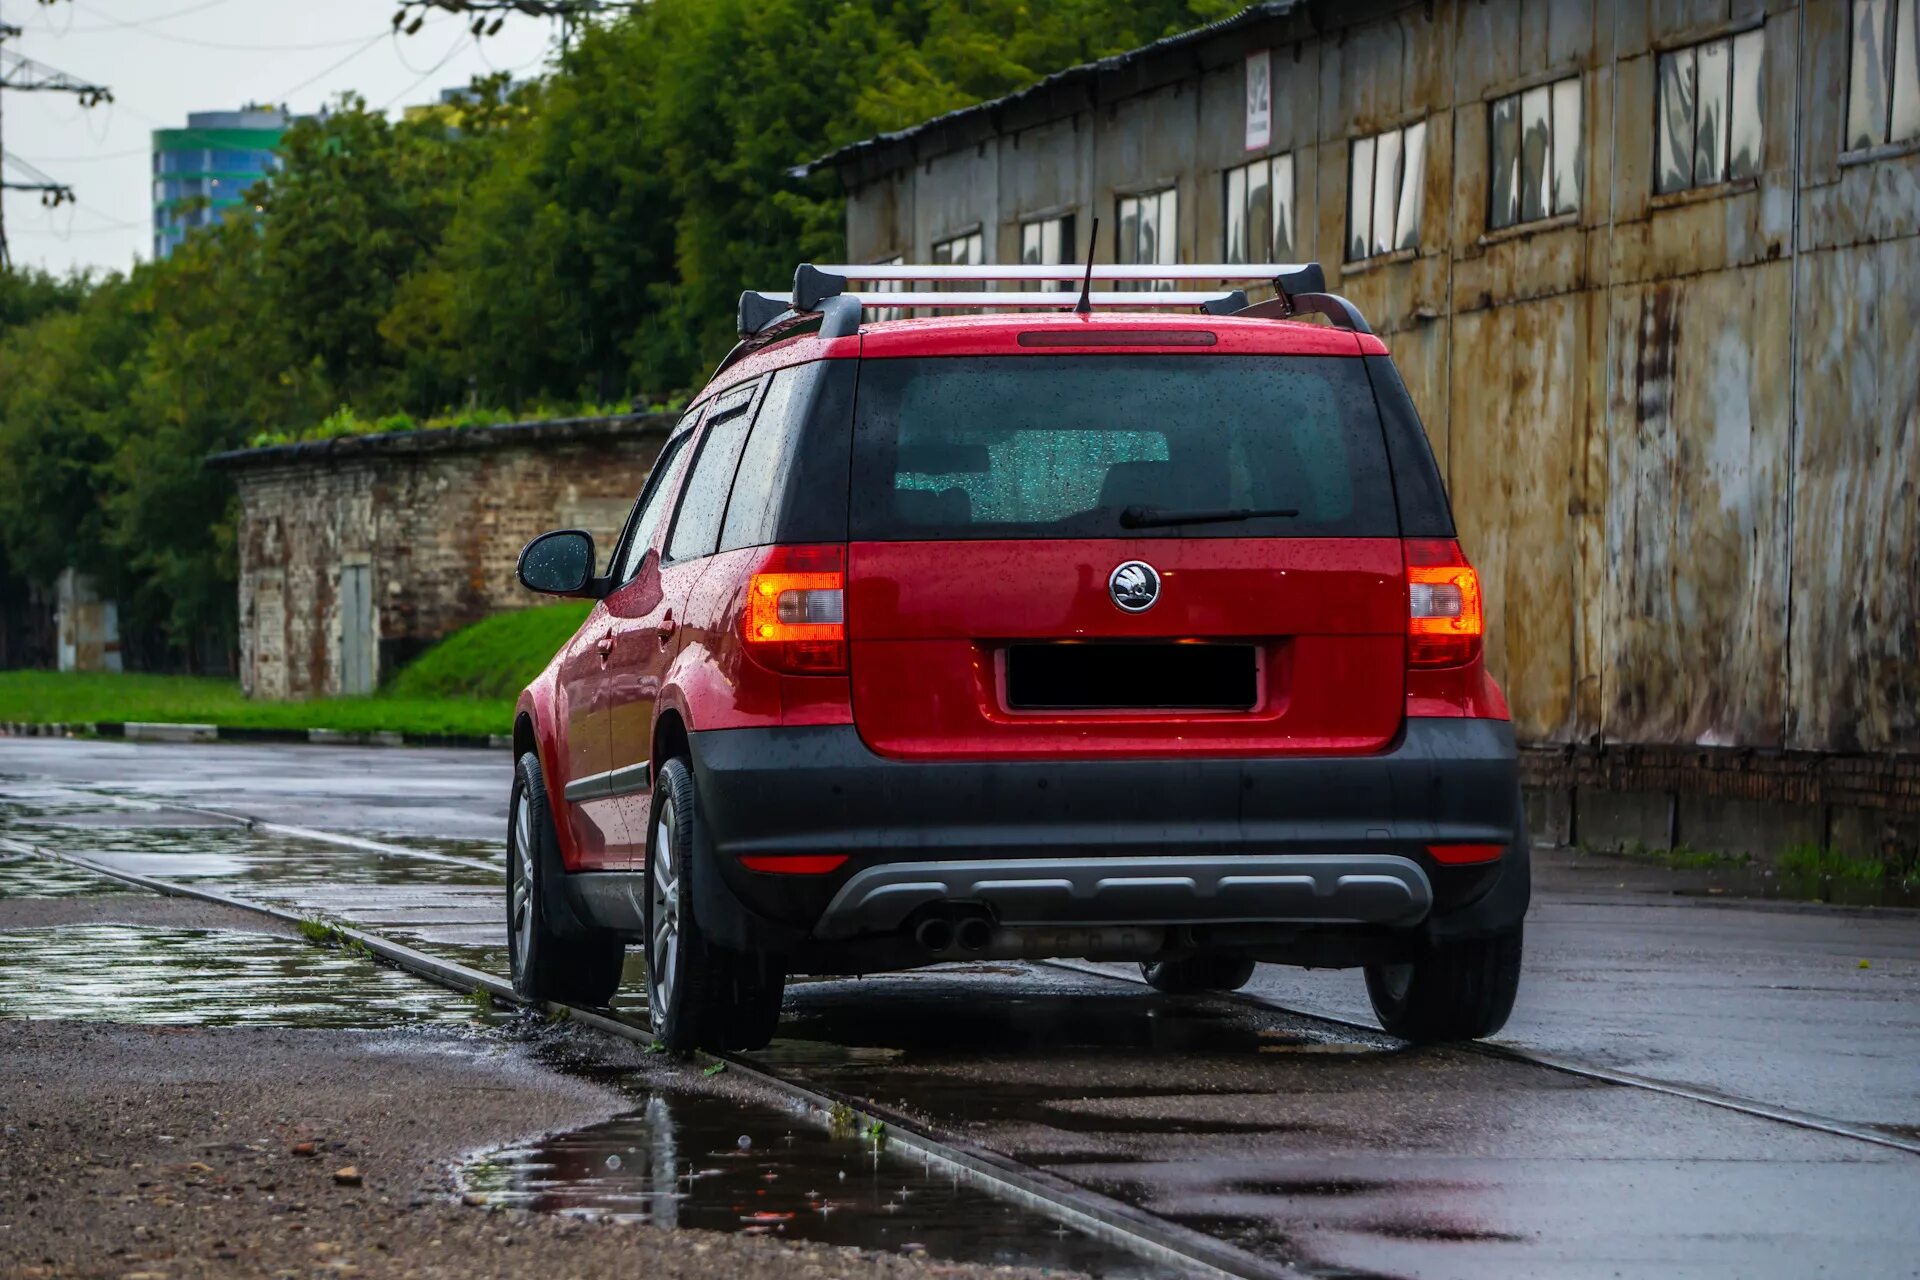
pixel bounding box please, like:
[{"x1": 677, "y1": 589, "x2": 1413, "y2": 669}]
[{"x1": 1118, "y1": 504, "x2": 1300, "y2": 529}]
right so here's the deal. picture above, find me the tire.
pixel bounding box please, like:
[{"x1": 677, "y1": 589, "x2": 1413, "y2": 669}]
[
  {"x1": 1364, "y1": 926, "x2": 1523, "y2": 1043},
  {"x1": 1141, "y1": 953, "x2": 1258, "y2": 994},
  {"x1": 644, "y1": 757, "x2": 785, "y2": 1053},
  {"x1": 508, "y1": 752, "x2": 625, "y2": 1007}
]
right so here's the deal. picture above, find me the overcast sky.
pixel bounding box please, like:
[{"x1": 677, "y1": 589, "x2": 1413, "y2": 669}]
[{"x1": 4, "y1": 0, "x2": 558, "y2": 276}]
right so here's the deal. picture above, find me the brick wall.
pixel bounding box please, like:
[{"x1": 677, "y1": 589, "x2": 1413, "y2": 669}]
[{"x1": 224, "y1": 417, "x2": 670, "y2": 700}]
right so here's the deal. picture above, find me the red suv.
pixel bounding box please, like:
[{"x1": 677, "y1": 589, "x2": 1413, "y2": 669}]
[{"x1": 509, "y1": 262, "x2": 1526, "y2": 1053}]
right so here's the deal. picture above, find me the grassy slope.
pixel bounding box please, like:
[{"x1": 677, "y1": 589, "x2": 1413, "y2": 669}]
[
  {"x1": 0, "y1": 603, "x2": 591, "y2": 738},
  {"x1": 385, "y1": 602, "x2": 591, "y2": 701}
]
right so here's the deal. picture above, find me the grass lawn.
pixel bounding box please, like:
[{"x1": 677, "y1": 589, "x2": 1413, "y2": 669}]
[
  {"x1": 0, "y1": 671, "x2": 511, "y2": 738},
  {"x1": 0, "y1": 603, "x2": 592, "y2": 739}
]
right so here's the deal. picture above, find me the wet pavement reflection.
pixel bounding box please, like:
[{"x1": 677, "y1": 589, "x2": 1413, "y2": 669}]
[
  {"x1": 0, "y1": 924, "x2": 490, "y2": 1028},
  {"x1": 461, "y1": 1087, "x2": 1161, "y2": 1277}
]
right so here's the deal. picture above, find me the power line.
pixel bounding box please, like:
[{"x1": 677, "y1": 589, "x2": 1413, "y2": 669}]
[
  {"x1": 50, "y1": 0, "x2": 246, "y2": 34},
  {"x1": 268, "y1": 30, "x2": 390, "y2": 107},
  {"x1": 10, "y1": 143, "x2": 148, "y2": 162},
  {"x1": 65, "y1": 3, "x2": 388, "y2": 53},
  {"x1": 1, "y1": 7, "x2": 114, "y2": 269},
  {"x1": 379, "y1": 31, "x2": 465, "y2": 109}
]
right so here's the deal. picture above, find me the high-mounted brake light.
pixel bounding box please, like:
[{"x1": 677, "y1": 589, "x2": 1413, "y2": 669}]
[
  {"x1": 1405, "y1": 539, "x2": 1483, "y2": 669},
  {"x1": 743, "y1": 545, "x2": 846, "y2": 674}
]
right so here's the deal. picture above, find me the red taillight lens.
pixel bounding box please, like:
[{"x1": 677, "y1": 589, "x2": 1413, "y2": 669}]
[
  {"x1": 1426, "y1": 842, "x2": 1505, "y2": 865},
  {"x1": 738, "y1": 854, "x2": 849, "y2": 874},
  {"x1": 1405, "y1": 539, "x2": 1483, "y2": 668},
  {"x1": 743, "y1": 545, "x2": 846, "y2": 674}
]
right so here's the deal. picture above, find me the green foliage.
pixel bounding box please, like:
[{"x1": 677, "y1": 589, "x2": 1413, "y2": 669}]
[
  {"x1": 0, "y1": 2, "x2": 1237, "y2": 669},
  {"x1": 1778, "y1": 844, "x2": 1896, "y2": 884},
  {"x1": 385, "y1": 603, "x2": 593, "y2": 702},
  {"x1": 245, "y1": 399, "x2": 647, "y2": 448},
  {"x1": 1606, "y1": 840, "x2": 1755, "y2": 871}
]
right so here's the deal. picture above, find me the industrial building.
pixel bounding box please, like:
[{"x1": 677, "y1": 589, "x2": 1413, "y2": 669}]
[
  {"x1": 209, "y1": 415, "x2": 667, "y2": 701},
  {"x1": 811, "y1": 0, "x2": 1920, "y2": 859}
]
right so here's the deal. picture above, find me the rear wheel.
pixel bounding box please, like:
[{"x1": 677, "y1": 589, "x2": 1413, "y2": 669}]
[
  {"x1": 1364, "y1": 927, "x2": 1522, "y2": 1043},
  {"x1": 644, "y1": 757, "x2": 785, "y2": 1053},
  {"x1": 508, "y1": 752, "x2": 624, "y2": 1007},
  {"x1": 1141, "y1": 953, "x2": 1257, "y2": 994}
]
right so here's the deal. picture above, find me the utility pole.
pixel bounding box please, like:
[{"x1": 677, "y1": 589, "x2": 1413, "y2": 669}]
[{"x1": 0, "y1": 3, "x2": 113, "y2": 270}]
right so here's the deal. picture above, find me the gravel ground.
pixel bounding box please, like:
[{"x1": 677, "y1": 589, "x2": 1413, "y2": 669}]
[{"x1": 0, "y1": 894, "x2": 1080, "y2": 1280}]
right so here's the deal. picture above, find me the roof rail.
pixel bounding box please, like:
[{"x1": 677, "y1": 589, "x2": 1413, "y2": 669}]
[
  {"x1": 733, "y1": 260, "x2": 1371, "y2": 337},
  {"x1": 803, "y1": 262, "x2": 1319, "y2": 285},
  {"x1": 751, "y1": 289, "x2": 1252, "y2": 311}
]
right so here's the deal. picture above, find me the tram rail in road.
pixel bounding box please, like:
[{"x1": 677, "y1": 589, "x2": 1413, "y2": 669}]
[
  {"x1": 4, "y1": 740, "x2": 1918, "y2": 1278},
  {"x1": 1, "y1": 825, "x2": 1286, "y2": 1280}
]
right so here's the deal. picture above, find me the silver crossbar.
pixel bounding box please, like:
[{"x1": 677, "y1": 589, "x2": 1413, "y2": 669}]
[
  {"x1": 756, "y1": 290, "x2": 1240, "y2": 309},
  {"x1": 815, "y1": 263, "x2": 1308, "y2": 283}
]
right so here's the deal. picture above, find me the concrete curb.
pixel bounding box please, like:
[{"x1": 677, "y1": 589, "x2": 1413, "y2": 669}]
[{"x1": 0, "y1": 720, "x2": 509, "y2": 751}]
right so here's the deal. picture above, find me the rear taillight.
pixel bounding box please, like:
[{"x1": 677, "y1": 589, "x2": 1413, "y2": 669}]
[
  {"x1": 744, "y1": 544, "x2": 846, "y2": 674},
  {"x1": 1405, "y1": 539, "x2": 1483, "y2": 669}
]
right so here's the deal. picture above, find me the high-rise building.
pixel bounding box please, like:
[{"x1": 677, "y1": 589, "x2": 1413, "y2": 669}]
[{"x1": 150, "y1": 107, "x2": 287, "y2": 260}]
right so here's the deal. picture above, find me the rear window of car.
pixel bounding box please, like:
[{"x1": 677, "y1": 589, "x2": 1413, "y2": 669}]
[{"x1": 849, "y1": 355, "x2": 1397, "y2": 540}]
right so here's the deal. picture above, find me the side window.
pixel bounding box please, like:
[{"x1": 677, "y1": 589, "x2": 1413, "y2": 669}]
[
  {"x1": 613, "y1": 428, "x2": 696, "y2": 584},
  {"x1": 665, "y1": 385, "x2": 759, "y2": 562},
  {"x1": 719, "y1": 365, "x2": 814, "y2": 552}
]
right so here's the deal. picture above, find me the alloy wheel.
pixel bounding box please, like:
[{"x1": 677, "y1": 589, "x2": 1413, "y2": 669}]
[
  {"x1": 648, "y1": 795, "x2": 680, "y2": 1025},
  {"x1": 509, "y1": 786, "x2": 536, "y2": 976}
]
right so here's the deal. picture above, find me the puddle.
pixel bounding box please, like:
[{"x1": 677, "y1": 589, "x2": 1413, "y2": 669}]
[
  {"x1": 0, "y1": 924, "x2": 489, "y2": 1028},
  {"x1": 461, "y1": 1089, "x2": 1162, "y2": 1277}
]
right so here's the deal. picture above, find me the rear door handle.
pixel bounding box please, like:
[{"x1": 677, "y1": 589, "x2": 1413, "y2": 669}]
[
  {"x1": 595, "y1": 632, "x2": 614, "y2": 660},
  {"x1": 656, "y1": 611, "x2": 677, "y2": 644}
]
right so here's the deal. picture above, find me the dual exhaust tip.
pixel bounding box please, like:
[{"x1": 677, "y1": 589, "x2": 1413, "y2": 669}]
[{"x1": 915, "y1": 915, "x2": 992, "y2": 955}]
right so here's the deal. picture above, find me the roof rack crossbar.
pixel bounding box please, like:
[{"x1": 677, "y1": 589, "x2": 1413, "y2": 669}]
[
  {"x1": 805, "y1": 261, "x2": 1319, "y2": 284},
  {"x1": 752, "y1": 289, "x2": 1247, "y2": 309},
  {"x1": 739, "y1": 259, "x2": 1372, "y2": 335}
]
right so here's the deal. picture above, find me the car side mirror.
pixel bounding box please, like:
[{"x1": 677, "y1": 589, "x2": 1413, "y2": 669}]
[{"x1": 517, "y1": 529, "x2": 601, "y2": 597}]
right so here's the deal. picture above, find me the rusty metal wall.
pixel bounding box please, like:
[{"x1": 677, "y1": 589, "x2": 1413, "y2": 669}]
[{"x1": 838, "y1": 0, "x2": 1920, "y2": 756}]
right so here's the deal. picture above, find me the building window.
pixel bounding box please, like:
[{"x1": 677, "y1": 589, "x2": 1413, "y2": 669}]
[
  {"x1": 1656, "y1": 30, "x2": 1765, "y2": 194},
  {"x1": 931, "y1": 231, "x2": 983, "y2": 271},
  {"x1": 1489, "y1": 78, "x2": 1582, "y2": 229},
  {"x1": 1848, "y1": 0, "x2": 1920, "y2": 151},
  {"x1": 869, "y1": 253, "x2": 907, "y2": 322},
  {"x1": 1347, "y1": 121, "x2": 1427, "y2": 262},
  {"x1": 1115, "y1": 187, "x2": 1178, "y2": 289},
  {"x1": 931, "y1": 231, "x2": 983, "y2": 306},
  {"x1": 1019, "y1": 213, "x2": 1078, "y2": 288},
  {"x1": 1223, "y1": 154, "x2": 1296, "y2": 263}
]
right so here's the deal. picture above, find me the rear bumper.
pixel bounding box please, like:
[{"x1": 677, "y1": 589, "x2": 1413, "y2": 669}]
[
  {"x1": 686, "y1": 718, "x2": 1525, "y2": 950},
  {"x1": 815, "y1": 853, "x2": 1433, "y2": 937}
]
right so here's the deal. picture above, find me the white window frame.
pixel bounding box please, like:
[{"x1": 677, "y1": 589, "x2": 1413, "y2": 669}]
[
  {"x1": 1655, "y1": 30, "x2": 1766, "y2": 194},
  {"x1": 1488, "y1": 76, "x2": 1583, "y2": 230},
  {"x1": 928, "y1": 231, "x2": 985, "y2": 311},
  {"x1": 1847, "y1": 0, "x2": 1920, "y2": 152},
  {"x1": 1019, "y1": 212, "x2": 1079, "y2": 288},
  {"x1": 1222, "y1": 152, "x2": 1297, "y2": 263},
  {"x1": 1346, "y1": 121, "x2": 1427, "y2": 263},
  {"x1": 1114, "y1": 187, "x2": 1179, "y2": 290}
]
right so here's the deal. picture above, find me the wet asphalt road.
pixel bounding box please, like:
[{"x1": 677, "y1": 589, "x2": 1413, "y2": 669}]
[{"x1": 3, "y1": 735, "x2": 1918, "y2": 1278}]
